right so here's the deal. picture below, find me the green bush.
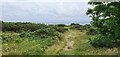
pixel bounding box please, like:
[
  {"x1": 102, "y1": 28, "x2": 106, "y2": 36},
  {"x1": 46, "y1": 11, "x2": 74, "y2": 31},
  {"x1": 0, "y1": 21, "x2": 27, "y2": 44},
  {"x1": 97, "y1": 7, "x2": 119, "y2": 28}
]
[
  {"x1": 86, "y1": 28, "x2": 96, "y2": 35},
  {"x1": 70, "y1": 24, "x2": 89, "y2": 30},
  {"x1": 54, "y1": 27, "x2": 68, "y2": 33},
  {"x1": 34, "y1": 28, "x2": 59, "y2": 38},
  {"x1": 70, "y1": 23, "x2": 79, "y2": 25},
  {"x1": 2, "y1": 22, "x2": 47, "y2": 32},
  {"x1": 19, "y1": 28, "x2": 59, "y2": 39},
  {"x1": 2, "y1": 32, "x2": 19, "y2": 43},
  {"x1": 87, "y1": 2, "x2": 120, "y2": 48},
  {"x1": 41, "y1": 37, "x2": 55, "y2": 46},
  {"x1": 14, "y1": 38, "x2": 23, "y2": 43},
  {"x1": 89, "y1": 35, "x2": 120, "y2": 48},
  {"x1": 19, "y1": 31, "x2": 34, "y2": 38},
  {"x1": 50, "y1": 25, "x2": 68, "y2": 33},
  {"x1": 57, "y1": 24, "x2": 65, "y2": 27}
]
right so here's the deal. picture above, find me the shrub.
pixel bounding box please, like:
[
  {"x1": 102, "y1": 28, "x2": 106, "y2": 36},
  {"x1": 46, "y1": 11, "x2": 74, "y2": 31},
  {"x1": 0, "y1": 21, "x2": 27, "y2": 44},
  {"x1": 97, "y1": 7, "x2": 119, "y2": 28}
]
[
  {"x1": 70, "y1": 25, "x2": 84, "y2": 30},
  {"x1": 87, "y1": 2, "x2": 120, "y2": 48},
  {"x1": 2, "y1": 22, "x2": 47, "y2": 32},
  {"x1": 54, "y1": 27, "x2": 68, "y2": 33},
  {"x1": 14, "y1": 38, "x2": 23, "y2": 43},
  {"x1": 41, "y1": 37, "x2": 55, "y2": 46},
  {"x1": 57, "y1": 24, "x2": 65, "y2": 27},
  {"x1": 2, "y1": 32, "x2": 19, "y2": 43},
  {"x1": 19, "y1": 27, "x2": 60, "y2": 39},
  {"x1": 70, "y1": 23, "x2": 79, "y2": 25},
  {"x1": 34, "y1": 28, "x2": 59, "y2": 38},
  {"x1": 86, "y1": 28, "x2": 96, "y2": 35},
  {"x1": 89, "y1": 35, "x2": 120, "y2": 48},
  {"x1": 19, "y1": 31, "x2": 34, "y2": 38},
  {"x1": 70, "y1": 23, "x2": 90, "y2": 30}
]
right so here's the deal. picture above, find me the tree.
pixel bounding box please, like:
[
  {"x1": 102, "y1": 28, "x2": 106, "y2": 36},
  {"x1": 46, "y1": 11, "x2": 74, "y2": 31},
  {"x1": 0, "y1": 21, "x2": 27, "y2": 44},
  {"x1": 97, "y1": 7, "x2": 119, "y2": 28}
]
[{"x1": 86, "y1": 2, "x2": 120, "y2": 47}]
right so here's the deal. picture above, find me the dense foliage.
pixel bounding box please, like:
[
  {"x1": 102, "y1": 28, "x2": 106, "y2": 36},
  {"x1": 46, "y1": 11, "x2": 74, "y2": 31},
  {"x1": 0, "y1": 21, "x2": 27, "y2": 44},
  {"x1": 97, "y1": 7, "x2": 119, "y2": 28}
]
[
  {"x1": 2, "y1": 22, "x2": 68, "y2": 33},
  {"x1": 20, "y1": 28, "x2": 59, "y2": 39},
  {"x1": 2, "y1": 22, "x2": 47, "y2": 32},
  {"x1": 87, "y1": 2, "x2": 120, "y2": 48},
  {"x1": 86, "y1": 28, "x2": 96, "y2": 35}
]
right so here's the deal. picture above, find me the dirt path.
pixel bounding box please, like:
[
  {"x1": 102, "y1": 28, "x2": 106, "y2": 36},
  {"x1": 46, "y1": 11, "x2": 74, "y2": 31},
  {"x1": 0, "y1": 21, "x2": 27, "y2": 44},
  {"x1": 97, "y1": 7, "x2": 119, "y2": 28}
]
[
  {"x1": 46, "y1": 30, "x2": 79, "y2": 54},
  {"x1": 64, "y1": 30, "x2": 77, "y2": 51}
]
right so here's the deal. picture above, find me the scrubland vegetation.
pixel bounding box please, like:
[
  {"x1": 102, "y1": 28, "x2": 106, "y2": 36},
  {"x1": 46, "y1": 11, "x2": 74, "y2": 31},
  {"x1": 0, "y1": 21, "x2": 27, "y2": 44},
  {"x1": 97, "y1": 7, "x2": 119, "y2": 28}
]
[
  {"x1": 1, "y1": 1, "x2": 120, "y2": 55},
  {"x1": 1, "y1": 21, "x2": 118, "y2": 55}
]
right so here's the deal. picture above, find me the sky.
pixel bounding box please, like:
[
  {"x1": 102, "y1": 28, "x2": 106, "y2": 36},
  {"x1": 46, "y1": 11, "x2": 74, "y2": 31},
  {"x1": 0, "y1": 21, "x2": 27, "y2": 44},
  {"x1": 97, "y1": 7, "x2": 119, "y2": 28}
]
[{"x1": 1, "y1": 0, "x2": 93, "y2": 25}]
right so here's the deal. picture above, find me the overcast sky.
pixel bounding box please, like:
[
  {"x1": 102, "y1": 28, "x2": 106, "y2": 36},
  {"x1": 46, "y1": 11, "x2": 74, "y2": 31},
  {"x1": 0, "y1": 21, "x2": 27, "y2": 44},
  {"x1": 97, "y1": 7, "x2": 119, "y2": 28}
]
[{"x1": 1, "y1": 0, "x2": 93, "y2": 25}]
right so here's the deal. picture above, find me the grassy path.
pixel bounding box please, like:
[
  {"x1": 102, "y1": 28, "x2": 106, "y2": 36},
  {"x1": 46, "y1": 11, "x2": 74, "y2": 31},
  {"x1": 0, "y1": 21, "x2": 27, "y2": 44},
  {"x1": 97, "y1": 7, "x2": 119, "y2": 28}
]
[
  {"x1": 45, "y1": 30, "x2": 81, "y2": 54},
  {"x1": 64, "y1": 30, "x2": 78, "y2": 51},
  {"x1": 45, "y1": 30, "x2": 118, "y2": 55}
]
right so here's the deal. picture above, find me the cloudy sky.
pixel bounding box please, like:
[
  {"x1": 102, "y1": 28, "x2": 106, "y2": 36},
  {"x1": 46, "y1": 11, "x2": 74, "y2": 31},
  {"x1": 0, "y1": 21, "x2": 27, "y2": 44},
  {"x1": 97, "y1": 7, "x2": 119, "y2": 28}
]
[{"x1": 1, "y1": 0, "x2": 93, "y2": 25}]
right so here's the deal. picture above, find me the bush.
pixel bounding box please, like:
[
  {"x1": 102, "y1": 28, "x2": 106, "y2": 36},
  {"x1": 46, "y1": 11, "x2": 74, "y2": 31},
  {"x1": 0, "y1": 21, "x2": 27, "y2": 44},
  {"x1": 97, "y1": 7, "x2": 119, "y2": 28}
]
[
  {"x1": 2, "y1": 22, "x2": 47, "y2": 32},
  {"x1": 70, "y1": 25, "x2": 84, "y2": 30},
  {"x1": 86, "y1": 28, "x2": 96, "y2": 35},
  {"x1": 87, "y1": 2, "x2": 120, "y2": 48},
  {"x1": 70, "y1": 23, "x2": 79, "y2": 25},
  {"x1": 14, "y1": 38, "x2": 23, "y2": 43},
  {"x1": 57, "y1": 24, "x2": 65, "y2": 27},
  {"x1": 19, "y1": 28, "x2": 59, "y2": 39},
  {"x1": 70, "y1": 24, "x2": 90, "y2": 30},
  {"x1": 19, "y1": 27, "x2": 61, "y2": 40},
  {"x1": 19, "y1": 31, "x2": 34, "y2": 38},
  {"x1": 34, "y1": 28, "x2": 59, "y2": 38},
  {"x1": 2, "y1": 32, "x2": 19, "y2": 43},
  {"x1": 41, "y1": 37, "x2": 55, "y2": 46},
  {"x1": 89, "y1": 35, "x2": 120, "y2": 48},
  {"x1": 54, "y1": 27, "x2": 68, "y2": 33}
]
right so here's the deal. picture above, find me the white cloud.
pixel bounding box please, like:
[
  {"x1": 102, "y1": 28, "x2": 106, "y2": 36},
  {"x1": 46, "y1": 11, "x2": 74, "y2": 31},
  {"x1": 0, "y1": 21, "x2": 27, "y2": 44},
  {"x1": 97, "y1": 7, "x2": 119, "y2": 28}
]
[{"x1": 2, "y1": 1, "x2": 93, "y2": 24}]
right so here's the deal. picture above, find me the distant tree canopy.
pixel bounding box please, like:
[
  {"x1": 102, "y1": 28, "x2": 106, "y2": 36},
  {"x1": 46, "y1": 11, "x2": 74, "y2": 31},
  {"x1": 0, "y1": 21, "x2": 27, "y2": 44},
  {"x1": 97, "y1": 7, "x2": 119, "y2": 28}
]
[
  {"x1": 87, "y1": 2, "x2": 120, "y2": 47},
  {"x1": 57, "y1": 24, "x2": 65, "y2": 27}
]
